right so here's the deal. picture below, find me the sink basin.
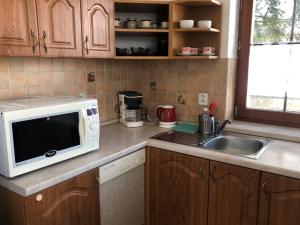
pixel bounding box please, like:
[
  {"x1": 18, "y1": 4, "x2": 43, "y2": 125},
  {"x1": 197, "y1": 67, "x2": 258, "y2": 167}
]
[{"x1": 203, "y1": 133, "x2": 271, "y2": 159}]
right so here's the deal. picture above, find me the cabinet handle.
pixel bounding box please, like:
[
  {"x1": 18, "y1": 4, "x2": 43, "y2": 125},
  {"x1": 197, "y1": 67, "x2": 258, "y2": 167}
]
[
  {"x1": 95, "y1": 176, "x2": 100, "y2": 184},
  {"x1": 83, "y1": 35, "x2": 89, "y2": 55},
  {"x1": 211, "y1": 166, "x2": 217, "y2": 182},
  {"x1": 42, "y1": 31, "x2": 48, "y2": 54},
  {"x1": 35, "y1": 194, "x2": 43, "y2": 202},
  {"x1": 199, "y1": 168, "x2": 203, "y2": 176},
  {"x1": 31, "y1": 30, "x2": 39, "y2": 54},
  {"x1": 262, "y1": 180, "x2": 269, "y2": 195}
]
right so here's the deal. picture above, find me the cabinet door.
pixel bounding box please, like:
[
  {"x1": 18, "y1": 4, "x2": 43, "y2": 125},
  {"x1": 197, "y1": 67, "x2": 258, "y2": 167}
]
[
  {"x1": 0, "y1": 0, "x2": 39, "y2": 56},
  {"x1": 81, "y1": 0, "x2": 114, "y2": 58},
  {"x1": 36, "y1": 0, "x2": 82, "y2": 57},
  {"x1": 258, "y1": 172, "x2": 300, "y2": 225},
  {"x1": 208, "y1": 161, "x2": 260, "y2": 225},
  {"x1": 150, "y1": 147, "x2": 209, "y2": 225},
  {"x1": 24, "y1": 169, "x2": 100, "y2": 225}
]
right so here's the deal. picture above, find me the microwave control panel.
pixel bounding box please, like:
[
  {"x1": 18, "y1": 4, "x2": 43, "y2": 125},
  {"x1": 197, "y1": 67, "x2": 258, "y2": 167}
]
[{"x1": 85, "y1": 101, "x2": 99, "y2": 149}]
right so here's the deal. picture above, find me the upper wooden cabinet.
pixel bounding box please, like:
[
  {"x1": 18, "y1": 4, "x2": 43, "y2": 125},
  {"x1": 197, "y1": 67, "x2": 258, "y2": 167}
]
[
  {"x1": 258, "y1": 172, "x2": 300, "y2": 225},
  {"x1": 81, "y1": 0, "x2": 115, "y2": 58},
  {"x1": 35, "y1": 0, "x2": 83, "y2": 57},
  {"x1": 208, "y1": 161, "x2": 260, "y2": 225},
  {"x1": 149, "y1": 147, "x2": 209, "y2": 225},
  {"x1": 0, "y1": 0, "x2": 39, "y2": 56}
]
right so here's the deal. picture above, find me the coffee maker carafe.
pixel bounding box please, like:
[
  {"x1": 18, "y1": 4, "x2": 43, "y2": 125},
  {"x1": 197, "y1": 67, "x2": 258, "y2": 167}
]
[{"x1": 118, "y1": 91, "x2": 144, "y2": 128}]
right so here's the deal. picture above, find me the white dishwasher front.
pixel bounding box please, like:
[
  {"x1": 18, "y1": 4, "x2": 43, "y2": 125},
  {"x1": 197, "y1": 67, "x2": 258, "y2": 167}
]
[{"x1": 99, "y1": 149, "x2": 145, "y2": 225}]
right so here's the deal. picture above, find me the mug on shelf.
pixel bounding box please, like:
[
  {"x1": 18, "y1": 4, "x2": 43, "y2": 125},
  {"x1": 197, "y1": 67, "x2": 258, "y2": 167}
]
[
  {"x1": 201, "y1": 47, "x2": 216, "y2": 55},
  {"x1": 161, "y1": 21, "x2": 169, "y2": 28},
  {"x1": 181, "y1": 47, "x2": 191, "y2": 55}
]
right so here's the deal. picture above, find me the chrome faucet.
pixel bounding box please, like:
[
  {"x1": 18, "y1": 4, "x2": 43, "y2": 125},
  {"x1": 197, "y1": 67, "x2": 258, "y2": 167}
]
[{"x1": 216, "y1": 120, "x2": 232, "y2": 134}]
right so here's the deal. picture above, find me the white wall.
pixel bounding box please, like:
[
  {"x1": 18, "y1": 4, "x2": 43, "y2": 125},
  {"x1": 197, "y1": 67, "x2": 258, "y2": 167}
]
[{"x1": 219, "y1": 0, "x2": 240, "y2": 58}]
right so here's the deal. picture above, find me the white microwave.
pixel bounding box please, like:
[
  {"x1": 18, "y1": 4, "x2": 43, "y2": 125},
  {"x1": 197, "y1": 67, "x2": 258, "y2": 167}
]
[{"x1": 0, "y1": 97, "x2": 99, "y2": 178}]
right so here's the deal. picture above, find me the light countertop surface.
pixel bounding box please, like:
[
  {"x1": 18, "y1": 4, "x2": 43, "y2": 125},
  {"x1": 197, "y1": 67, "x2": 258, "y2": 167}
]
[{"x1": 1, "y1": 122, "x2": 300, "y2": 197}]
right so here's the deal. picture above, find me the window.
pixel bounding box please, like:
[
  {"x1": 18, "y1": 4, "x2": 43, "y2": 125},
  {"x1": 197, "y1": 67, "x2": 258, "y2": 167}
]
[{"x1": 236, "y1": 0, "x2": 300, "y2": 127}]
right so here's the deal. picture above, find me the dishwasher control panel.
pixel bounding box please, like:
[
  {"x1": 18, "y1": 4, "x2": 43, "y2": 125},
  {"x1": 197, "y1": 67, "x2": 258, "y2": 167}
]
[{"x1": 99, "y1": 148, "x2": 145, "y2": 184}]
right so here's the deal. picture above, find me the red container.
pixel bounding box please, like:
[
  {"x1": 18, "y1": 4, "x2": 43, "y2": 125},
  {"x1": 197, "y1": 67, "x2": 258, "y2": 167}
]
[{"x1": 156, "y1": 105, "x2": 176, "y2": 128}]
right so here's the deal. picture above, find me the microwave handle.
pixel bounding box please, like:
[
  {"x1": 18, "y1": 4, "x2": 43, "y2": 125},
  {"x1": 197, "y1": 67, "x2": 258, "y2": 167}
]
[{"x1": 79, "y1": 111, "x2": 87, "y2": 145}]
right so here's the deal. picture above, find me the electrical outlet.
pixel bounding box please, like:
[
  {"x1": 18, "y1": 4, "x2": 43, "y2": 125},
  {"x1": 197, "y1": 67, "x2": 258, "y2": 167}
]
[{"x1": 198, "y1": 93, "x2": 208, "y2": 106}]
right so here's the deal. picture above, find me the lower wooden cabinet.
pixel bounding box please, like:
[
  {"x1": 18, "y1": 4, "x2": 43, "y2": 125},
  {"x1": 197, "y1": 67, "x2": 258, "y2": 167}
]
[
  {"x1": 0, "y1": 169, "x2": 100, "y2": 225},
  {"x1": 147, "y1": 147, "x2": 260, "y2": 225},
  {"x1": 258, "y1": 172, "x2": 300, "y2": 225},
  {"x1": 149, "y1": 147, "x2": 209, "y2": 225},
  {"x1": 208, "y1": 161, "x2": 260, "y2": 225}
]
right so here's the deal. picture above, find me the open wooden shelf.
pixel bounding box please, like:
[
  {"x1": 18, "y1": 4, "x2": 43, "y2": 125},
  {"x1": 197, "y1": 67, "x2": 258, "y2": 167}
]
[
  {"x1": 115, "y1": 28, "x2": 169, "y2": 33},
  {"x1": 171, "y1": 55, "x2": 219, "y2": 59},
  {"x1": 173, "y1": 0, "x2": 221, "y2": 7},
  {"x1": 173, "y1": 28, "x2": 220, "y2": 33},
  {"x1": 115, "y1": 56, "x2": 169, "y2": 59}
]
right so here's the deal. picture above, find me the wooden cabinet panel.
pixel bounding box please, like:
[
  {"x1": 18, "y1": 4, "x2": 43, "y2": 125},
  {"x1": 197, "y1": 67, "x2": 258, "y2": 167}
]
[
  {"x1": 258, "y1": 172, "x2": 300, "y2": 225},
  {"x1": 149, "y1": 147, "x2": 209, "y2": 225},
  {"x1": 24, "y1": 169, "x2": 100, "y2": 225},
  {"x1": 36, "y1": 0, "x2": 82, "y2": 57},
  {"x1": 0, "y1": 0, "x2": 39, "y2": 56},
  {"x1": 81, "y1": 0, "x2": 114, "y2": 58},
  {"x1": 208, "y1": 161, "x2": 260, "y2": 225}
]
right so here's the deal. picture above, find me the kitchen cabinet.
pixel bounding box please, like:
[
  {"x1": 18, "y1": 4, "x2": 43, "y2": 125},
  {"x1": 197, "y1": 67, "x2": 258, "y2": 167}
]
[
  {"x1": 208, "y1": 161, "x2": 260, "y2": 225},
  {"x1": 147, "y1": 148, "x2": 260, "y2": 225},
  {"x1": 258, "y1": 172, "x2": 300, "y2": 225},
  {"x1": 81, "y1": 0, "x2": 115, "y2": 58},
  {"x1": 0, "y1": 169, "x2": 100, "y2": 225},
  {"x1": 0, "y1": 0, "x2": 39, "y2": 56},
  {"x1": 148, "y1": 147, "x2": 209, "y2": 225},
  {"x1": 35, "y1": 0, "x2": 83, "y2": 57}
]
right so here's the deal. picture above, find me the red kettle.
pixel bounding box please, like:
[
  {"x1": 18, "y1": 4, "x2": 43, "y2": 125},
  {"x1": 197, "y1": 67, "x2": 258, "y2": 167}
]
[{"x1": 156, "y1": 105, "x2": 176, "y2": 128}]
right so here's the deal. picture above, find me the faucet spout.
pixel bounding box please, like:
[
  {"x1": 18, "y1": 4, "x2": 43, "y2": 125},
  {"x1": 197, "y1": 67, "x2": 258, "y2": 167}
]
[{"x1": 216, "y1": 120, "x2": 232, "y2": 134}]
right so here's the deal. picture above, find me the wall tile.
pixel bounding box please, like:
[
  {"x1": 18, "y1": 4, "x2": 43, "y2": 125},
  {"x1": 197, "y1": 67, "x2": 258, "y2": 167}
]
[
  {"x1": 24, "y1": 58, "x2": 39, "y2": 72},
  {"x1": 0, "y1": 73, "x2": 10, "y2": 89},
  {"x1": 10, "y1": 72, "x2": 27, "y2": 88},
  {"x1": 11, "y1": 88, "x2": 27, "y2": 98},
  {"x1": 27, "y1": 72, "x2": 40, "y2": 87},
  {"x1": 0, "y1": 58, "x2": 9, "y2": 72},
  {"x1": 9, "y1": 58, "x2": 24, "y2": 72},
  {"x1": 39, "y1": 58, "x2": 52, "y2": 72}
]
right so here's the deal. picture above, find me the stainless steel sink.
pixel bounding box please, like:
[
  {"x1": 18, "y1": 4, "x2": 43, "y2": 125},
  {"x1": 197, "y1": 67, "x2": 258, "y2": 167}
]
[{"x1": 203, "y1": 133, "x2": 271, "y2": 159}]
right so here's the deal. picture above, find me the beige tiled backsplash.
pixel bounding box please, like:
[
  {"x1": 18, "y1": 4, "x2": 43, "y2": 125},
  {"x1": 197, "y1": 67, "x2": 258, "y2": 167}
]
[{"x1": 0, "y1": 57, "x2": 236, "y2": 123}]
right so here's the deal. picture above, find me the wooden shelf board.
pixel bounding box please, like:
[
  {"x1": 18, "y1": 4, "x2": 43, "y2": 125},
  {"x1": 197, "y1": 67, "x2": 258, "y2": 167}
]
[
  {"x1": 173, "y1": 0, "x2": 221, "y2": 7},
  {"x1": 115, "y1": 56, "x2": 169, "y2": 59},
  {"x1": 171, "y1": 55, "x2": 219, "y2": 59},
  {"x1": 115, "y1": 28, "x2": 169, "y2": 33},
  {"x1": 173, "y1": 28, "x2": 220, "y2": 33}
]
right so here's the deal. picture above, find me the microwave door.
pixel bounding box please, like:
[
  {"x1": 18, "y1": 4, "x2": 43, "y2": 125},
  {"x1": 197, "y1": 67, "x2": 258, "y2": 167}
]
[{"x1": 11, "y1": 112, "x2": 81, "y2": 165}]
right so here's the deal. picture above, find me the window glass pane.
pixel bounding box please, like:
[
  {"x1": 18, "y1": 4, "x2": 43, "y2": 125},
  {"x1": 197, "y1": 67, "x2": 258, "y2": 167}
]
[
  {"x1": 247, "y1": 0, "x2": 300, "y2": 112},
  {"x1": 286, "y1": 44, "x2": 300, "y2": 112},
  {"x1": 247, "y1": 45, "x2": 287, "y2": 111},
  {"x1": 254, "y1": 0, "x2": 300, "y2": 44}
]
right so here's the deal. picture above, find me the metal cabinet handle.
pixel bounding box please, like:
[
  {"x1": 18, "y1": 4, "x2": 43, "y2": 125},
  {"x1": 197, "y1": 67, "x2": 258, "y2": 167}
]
[
  {"x1": 31, "y1": 30, "x2": 39, "y2": 54},
  {"x1": 83, "y1": 35, "x2": 89, "y2": 55},
  {"x1": 199, "y1": 168, "x2": 203, "y2": 176},
  {"x1": 42, "y1": 31, "x2": 48, "y2": 54},
  {"x1": 262, "y1": 180, "x2": 269, "y2": 195},
  {"x1": 211, "y1": 166, "x2": 217, "y2": 182}
]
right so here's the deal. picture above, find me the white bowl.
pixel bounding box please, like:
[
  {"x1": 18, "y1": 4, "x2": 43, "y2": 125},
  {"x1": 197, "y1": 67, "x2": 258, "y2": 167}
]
[
  {"x1": 179, "y1": 20, "x2": 194, "y2": 29},
  {"x1": 197, "y1": 20, "x2": 212, "y2": 28}
]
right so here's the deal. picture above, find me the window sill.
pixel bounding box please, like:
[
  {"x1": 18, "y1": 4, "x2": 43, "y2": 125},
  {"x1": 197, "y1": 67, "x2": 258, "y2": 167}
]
[{"x1": 225, "y1": 121, "x2": 300, "y2": 143}]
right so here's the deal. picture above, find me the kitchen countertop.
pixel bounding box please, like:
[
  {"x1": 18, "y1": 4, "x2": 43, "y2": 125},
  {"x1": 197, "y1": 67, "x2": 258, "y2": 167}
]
[{"x1": 1, "y1": 122, "x2": 300, "y2": 197}]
